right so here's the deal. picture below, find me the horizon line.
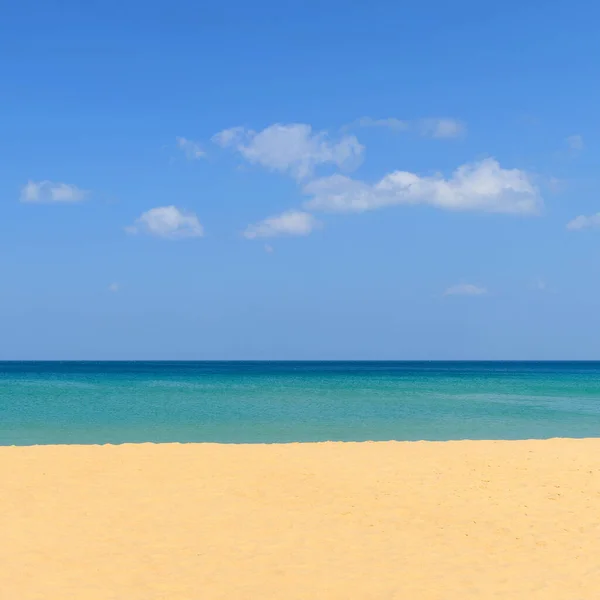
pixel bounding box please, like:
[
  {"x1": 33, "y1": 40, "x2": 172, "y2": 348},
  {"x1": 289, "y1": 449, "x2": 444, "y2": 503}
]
[{"x1": 1, "y1": 359, "x2": 599, "y2": 363}]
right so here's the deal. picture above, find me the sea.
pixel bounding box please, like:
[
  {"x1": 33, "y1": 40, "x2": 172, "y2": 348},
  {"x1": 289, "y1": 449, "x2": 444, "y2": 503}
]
[{"x1": 1, "y1": 361, "x2": 600, "y2": 446}]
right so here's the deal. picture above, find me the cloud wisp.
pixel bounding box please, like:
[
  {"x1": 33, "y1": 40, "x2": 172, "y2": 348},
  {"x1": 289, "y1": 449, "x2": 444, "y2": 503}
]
[
  {"x1": 244, "y1": 210, "x2": 321, "y2": 239},
  {"x1": 352, "y1": 116, "x2": 465, "y2": 138},
  {"x1": 567, "y1": 213, "x2": 600, "y2": 230},
  {"x1": 126, "y1": 206, "x2": 204, "y2": 239},
  {"x1": 353, "y1": 117, "x2": 410, "y2": 132},
  {"x1": 20, "y1": 180, "x2": 88, "y2": 203},
  {"x1": 566, "y1": 134, "x2": 584, "y2": 153},
  {"x1": 419, "y1": 118, "x2": 465, "y2": 139},
  {"x1": 176, "y1": 137, "x2": 206, "y2": 160},
  {"x1": 444, "y1": 283, "x2": 487, "y2": 296},
  {"x1": 212, "y1": 123, "x2": 364, "y2": 180}
]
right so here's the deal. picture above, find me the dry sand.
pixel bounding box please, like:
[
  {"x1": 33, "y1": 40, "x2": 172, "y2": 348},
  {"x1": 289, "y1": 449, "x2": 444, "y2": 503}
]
[{"x1": 1, "y1": 439, "x2": 600, "y2": 599}]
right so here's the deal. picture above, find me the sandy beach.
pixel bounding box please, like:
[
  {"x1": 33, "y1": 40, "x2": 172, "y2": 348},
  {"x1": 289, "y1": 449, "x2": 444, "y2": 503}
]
[{"x1": 1, "y1": 439, "x2": 599, "y2": 599}]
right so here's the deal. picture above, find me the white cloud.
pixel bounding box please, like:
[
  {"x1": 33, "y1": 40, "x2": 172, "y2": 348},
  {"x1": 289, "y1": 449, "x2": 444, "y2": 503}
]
[
  {"x1": 108, "y1": 282, "x2": 119, "y2": 293},
  {"x1": 212, "y1": 123, "x2": 364, "y2": 180},
  {"x1": 419, "y1": 118, "x2": 465, "y2": 139},
  {"x1": 444, "y1": 283, "x2": 487, "y2": 296},
  {"x1": 20, "y1": 180, "x2": 87, "y2": 203},
  {"x1": 566, "y1": 213, "x2": 600, "y2": 230},
  {"x1": 303, "y1": 158, "x2": 541, "y2": 215},
  {"x1": 176, "y1": 137, "x2": 206, "y2": 160},
  {"x1": 244, "y1": 210, "x2": 320, "y2": 239},
  {"x1": 566, "y1": 134, "x2": 584, "y2": 152},
  {"x1": 264, "y1": 244, "x2": 274, "y2": 253},
  {"x1": 126, "y1": 206, "x2": 204, "y2": 239}
]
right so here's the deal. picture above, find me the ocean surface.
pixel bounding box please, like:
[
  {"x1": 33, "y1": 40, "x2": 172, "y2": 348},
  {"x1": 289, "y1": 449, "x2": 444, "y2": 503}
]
[{"x1": 1, "y1": 361, "x2": 600, "y2": 445}]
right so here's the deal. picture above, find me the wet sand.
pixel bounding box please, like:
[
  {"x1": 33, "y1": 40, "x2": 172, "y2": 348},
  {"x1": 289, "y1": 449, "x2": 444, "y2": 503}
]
[{"x1": 1, "y1": 439, "x2": 599, "y2": 599}]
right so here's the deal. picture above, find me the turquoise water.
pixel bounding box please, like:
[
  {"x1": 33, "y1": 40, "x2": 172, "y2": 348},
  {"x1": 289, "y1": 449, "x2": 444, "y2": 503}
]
[{"x1": 1, "y1": 361, "x2": 600, "y2": 445}]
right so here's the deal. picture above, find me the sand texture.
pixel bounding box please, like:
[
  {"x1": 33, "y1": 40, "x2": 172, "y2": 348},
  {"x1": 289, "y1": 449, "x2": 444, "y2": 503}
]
[{"x1": 1, "y1": 439, "x2": 600, "y2": 599}]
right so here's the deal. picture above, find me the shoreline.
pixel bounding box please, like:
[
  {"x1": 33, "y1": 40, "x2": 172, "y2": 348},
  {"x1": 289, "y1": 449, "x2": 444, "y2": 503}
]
[
  {"x1": 2, "y1": 438, "x2": 599, "y2": 598},
  {"x1": 0, "y1": 435, "x2": 598, "y2": 449}
]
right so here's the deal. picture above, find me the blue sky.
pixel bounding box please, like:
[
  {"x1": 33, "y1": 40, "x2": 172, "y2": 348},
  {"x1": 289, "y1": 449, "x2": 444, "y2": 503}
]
[{"x1": 2, "y1": 0, "x2": 600, "y2": 359}]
